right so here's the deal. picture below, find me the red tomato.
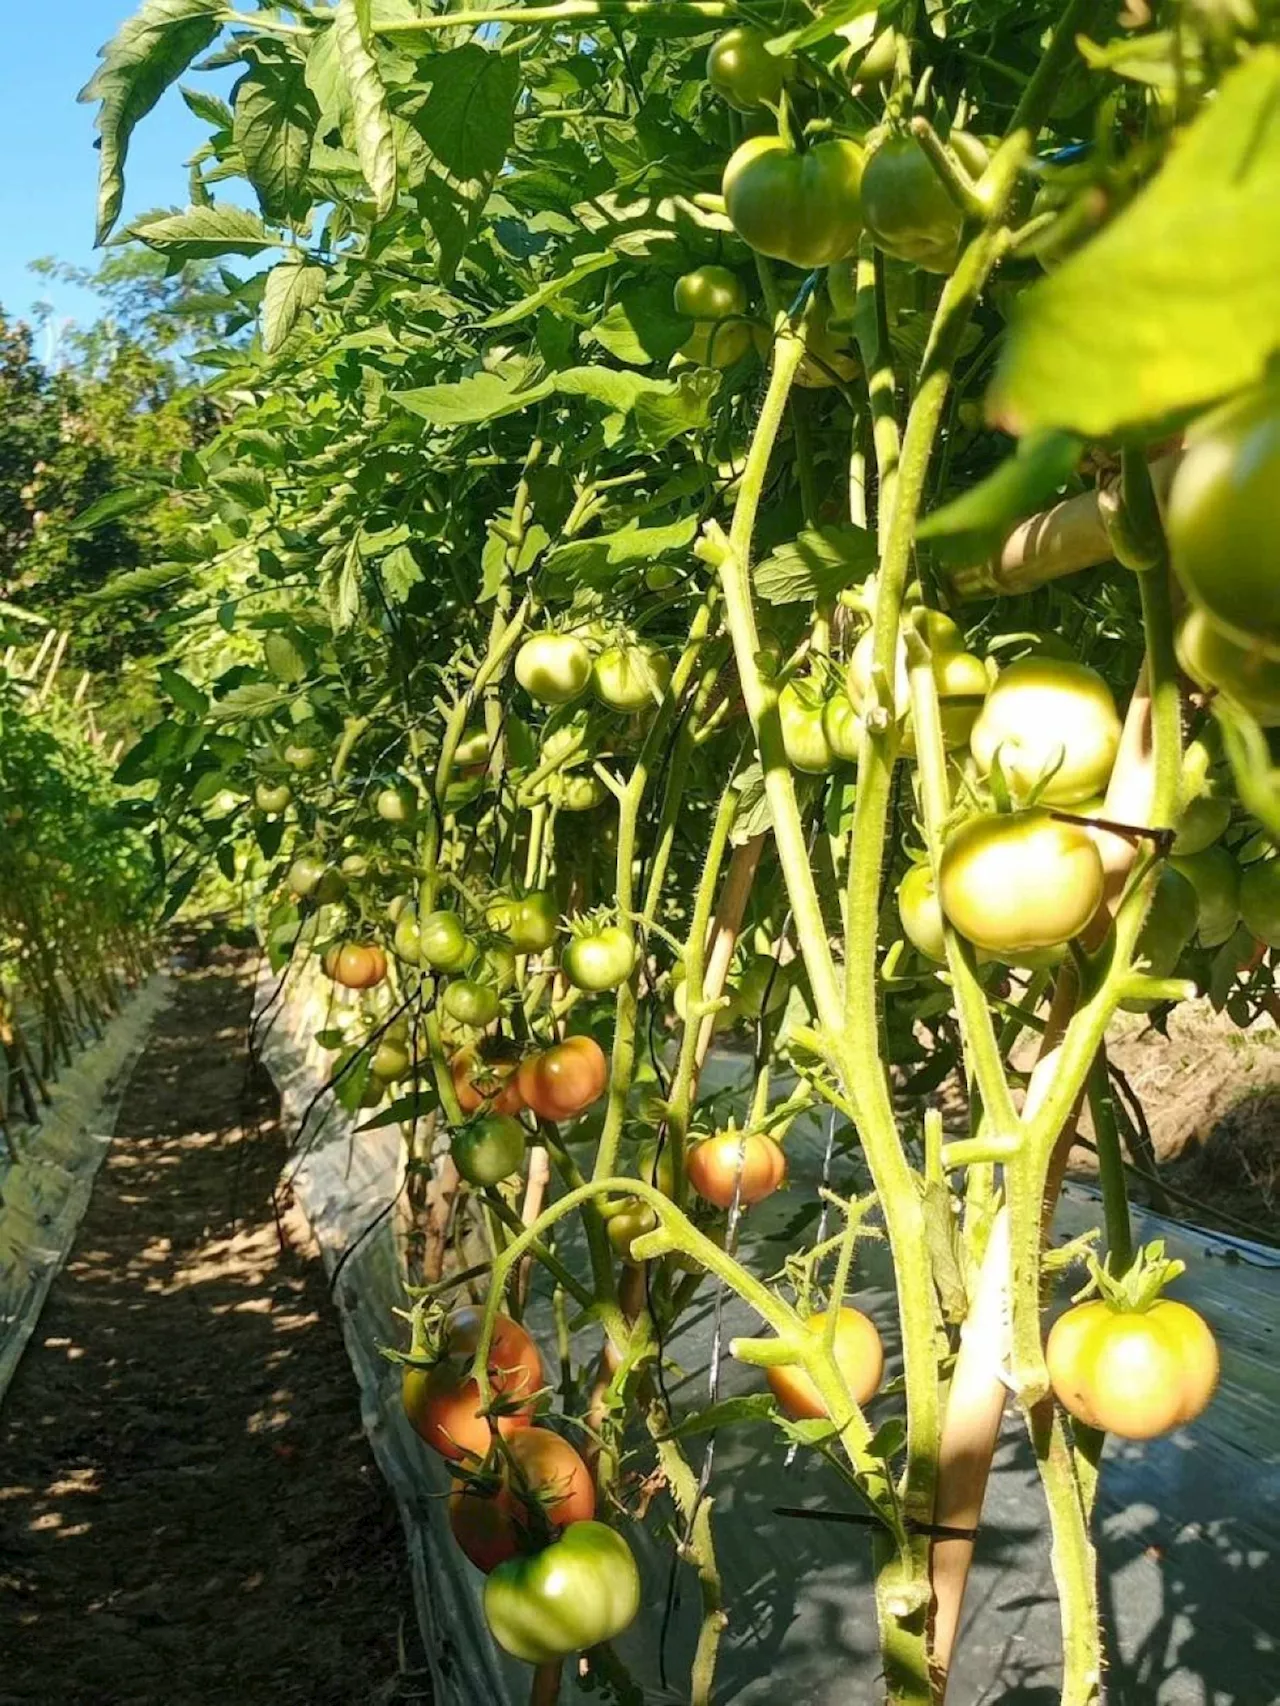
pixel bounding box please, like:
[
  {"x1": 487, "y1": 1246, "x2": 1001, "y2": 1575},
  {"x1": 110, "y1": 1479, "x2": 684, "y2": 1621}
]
[
  {"x1": 451, "y1": 1048, "x2": 526, "y2": 1116},
  {"x1": 686, "y1": 1130, "x2": 786, "y2": 1208},
  {"x1": 766, "y1": 1307, "x2": 884, "y2": 1419},
  {"x1": 403, "y1": 1308, "x2": 543, "y2": 1462},
  {"x1": 449, "y1": 1426, "x2": 596, "y2": 1572},
  {"x1": 517, "y1": 1037, "x2": 609, "y2": 1121}
]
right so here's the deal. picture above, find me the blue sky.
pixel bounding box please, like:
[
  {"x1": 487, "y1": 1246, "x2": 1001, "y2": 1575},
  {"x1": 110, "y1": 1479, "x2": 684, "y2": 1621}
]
[{"x1": 0, "y1": 3, "x2": 236, "y2": 355}]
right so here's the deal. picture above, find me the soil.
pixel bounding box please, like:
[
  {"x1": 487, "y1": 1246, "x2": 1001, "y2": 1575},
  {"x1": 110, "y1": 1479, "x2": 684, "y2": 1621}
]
[{"x1": 0, "y1": 949, "x2": 427, "y2": 1706}]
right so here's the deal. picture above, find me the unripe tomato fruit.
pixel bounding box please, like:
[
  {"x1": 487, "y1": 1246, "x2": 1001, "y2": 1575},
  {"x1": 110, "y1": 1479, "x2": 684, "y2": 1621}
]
[
  {"x1": 330, "y1": 943, "x2": 388, "y2": 989},
  {"x1": 451, "y1": 1114, "x2": 527, "y2": 1185},
  {"x1": 490, "y1": 890, "x2": 558, "y2": 953},
  {"x1": 517, "y1": 1037, "x2": 608, "y2": 1122},
  {"x1": 455, "y1": 726, "x2": 491, "y2": 767},
  {"x1": 418, "y1": 909, "x2": 472, "y2": 971},
  {"x1": 687, "y1": 1130, "x2": 786, "y2": 1208},
  {"x1": 284, "y1": 741, "x2": 321, "y2": 771},
  {"x1": 1167, "y1": 385, "x2": 1280, "y2": 657},
  {"x1": 341, "y1": 853, "x2": 370, "y2": 879},
  {"x1": 452, "y1": 1049, "x2": 525, "y2": 1116},
  {"x1": 673, "y1": 265, "x2": 746, "y2": 322},
  {"x1": 515, "y1": 633, "x2": 591, "y2": 704},
  {"x1": 255, "y1": 781, "x2": 292, "y2": 814},
  {"x1": 482, "y1": 1521, "x2": 641, "y2": 1664},
  {"x1": 1176, "y1": 605, "x2": 1280, "y2": 725},
  {"x1": 1170, "y1": 846, "x2": 1241, "y2": 947},
  {"x1": 555, "y1": 772, "x2": 608, "y2": 812},
  {"x1": 449, "y1": 1426, "x2": 595, "y2": 1573},
  {"x1": 898, "y1": 863, "x2": 946, "y2": 963},
  {"x1": 591, "y1": 645, "x2": 671, "y2": 712},
  {"x1": 1171, "y1": 789, "x2": 1232, "y2": 856},
  {"x1": 939, "y1": 810, "x2": 1104, "y2": 954},
  {"x1": 563, "y1": 924, "x2": 635, "y2": 992},
  {"x1": 372, "y1": 1039, "x2": 411, "y2": 1082},
  {"x1": 723, "y1": 135, "x2": 865, "y2": 269},
  {"x1": 606, "y1": 1198, "x2": 659, "y2": 1263},
  {"x1": 443, "y1": 979, "x2": 501, "y2": 1027},
  {"x1": 393, "y1": 912, "x2": 423, "y2": 964},
  {"x1": 403, "y1": 1308, "x2": 542, "y2": 1462},
  {"x1": 766, "y1": 1307, "x2": 884, "y2": 1418},
  {"x1": 376, "y1": 786, "x2": 413, "y2": 823},
  {"x1": 822, "y1": 689, "x2": 863, "y2": 764},
  {"x1": 1240, "y1": 858, "x2": 1280, "y2": 947},
  {"x1": 969, "y1": 658, "x2": 1121, "y2": 805},
  {"x1": 861, "y1": 133, "x2": 970, "y2": 273},
  {"x1": 288, "y1": 854, "x2": 342, "y2": 902},
  {"x1": 1046, "y1": 1299, "x2": 1219, "y2": 1439},
  {"x1": 779, "y1": 679, "x2": 835, "y2": 774},
  {"x1": 706, "y1": 26, "x2": 790, "y2": 111},
  {"x1": 795, "y1": 294, "x2": 861, "y2": 389}
]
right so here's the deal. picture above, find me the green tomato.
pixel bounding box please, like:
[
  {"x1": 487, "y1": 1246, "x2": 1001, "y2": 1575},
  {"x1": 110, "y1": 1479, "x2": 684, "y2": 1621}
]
[
  {"x1": 861, "y1": 133, "x2": 980, "y2": 273},
  {"x1": 1170, "y1": 846, "x2": 1241, "y2": 948},
  {"x1": 377, "y1": 786, "x2": 414, "y2": 824},
  {"x1": 418, "y1": 909, "x2": 473, "y2": 972},
  {"x1": 483, "y1": 1521, "x2": 641, "y2": 1664},
  {"x1": 706, "y1": 26, "x2": 790, "y2": 110},
  {"x1": 605, "y1": 1197, "x2": 659, "y2": 1263},
  {"x1": 507, "y1": 892, "x2": 558, "y2": 953},
  {"x1": 451, "y1": 1114, "x2": 526, "y2": 1186},
  {"x1": 723, "y1": 135, "x2": 865, "y2": 270},
  {"x1": 1167, "y1": 385, "x2": 1280, "y2": 658},
  {"x1": 563, "y1": 925, "x2": 635, "y2": 993},
  {"x1": 778, "y1": 679, "x2": 834, "y2": 774},
  {"x1": 592, "y1": 645, "x2": 671, "y2": 713},
  {"x1": 515, "y1": 633, "x2": 592, "y2": 705},
  {"x1": 284, "y1": 742, "x2": 321, "y2": 772},
  {"x1": 969, "y1": 657, "x2": 1121, "y2": 806},
  {"x1": 1171, "y1": 792, "x2": 1232, "y2": 857},
  {"x1": 678, "y1": 319, "x2": 753, "y2": 370},
  {"x1": 556, "y1": 773, "x2": 608, "y2": 812},
  {"x1": 673, "y1": 265, "x2": 747, "y2": 322},
  {"x1": 1176, "y1": 605, "x2": 1280, "y2": 726},
  {"x1": 850, "y1": 25, "x2": 897, "y2": 85},
  {"x1": 635, "y1": 1137, "x2": 675, "y2": 1195},
  {"x1": 393, "y1": 911, "x2": 422, "y2": 964},
  {"x1": 939, "y1": 810, "x2": 1104, "y2": 955},
  {"x1": 897, "y1": 863, "x2": 946, "y2": 963},
  {"x1": 455, "y1": 726, "x2": 491, "y2": 767},
  {"x1": 288, "y1": 855, "x2": 328, "y2": 899},
  {"x1": 442, "y1": 980, "x2": 502, "y2": 1027},
  {"x1": 822, "y1": 690, "x2": 863, "y2": 764},
  {"x1": 1123, "y1": 866, "x2": 1200, "y2": 1012},
  {"x1": 475, "y1": 942, "x2": 517, "y2": 992},
  {"x1": 255, "y1": 781, "x2": 292, "y2": 815},
  {"x1": 1240, "y1": 858, "x2": 1280, "y2": 948},
  {"x1": 372, "y1": 1039, "x2": 411, "y2": 1082},
  {"x1": 645, "y1": 562, "x2": 679, "y2": 593},
  {"x1": 341, "y1": 853, "x2": 370, "y2": 879}
]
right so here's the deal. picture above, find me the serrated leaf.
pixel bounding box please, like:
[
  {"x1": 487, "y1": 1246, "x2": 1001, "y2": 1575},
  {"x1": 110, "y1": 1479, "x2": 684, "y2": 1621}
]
[
  {"x1": 767, "y1": 0, "x2": 879, "y2": 54},
  {"x1": 86, "y1": 561, "x2": 189, "y2": 604},
  {"x1": 989, "y1": 51, "x2": 1280, "y2": 437},
  {"x1": 867, "y1": 1417, "x2": 907, "y2": 1459},
  {"x1": 730, "y1": 764, "x2": 773, "y2": 845},
  {"x1": 211, "y1": 682, "x2": 289, "y2": 720},
  {"x1": 754, "y1": 525, "x2": 876, "y2": 605},
  {"x1": 381, "y1": 543, "x2": 424, "y2": 603},
  {"x1": 158, "y1": 665, "x2": 209, "y2": 718},
  {"x1": 80, "y1": 0, "x2": 222, "y2": 243},
  {"x1": 181, "y1": 84, "x2": 233, "y2": 129},
  {"x1": 542, "y1": 516, "x2": 698, "y2": 587},
  {"x1": 130, "y1": 203, "x2": 282, "y2": 260},
  {"x1": 334, "y1": 0, "x2": 397, "y2": 221},
  {"x1": 114, "y1": 723, "x2": 167, "y2": 785},
  {"x1": 397, "y1": 369, "x2": 555, "y2": 426},
  {"x1": 587, "y1": 280, "x2": 686, "y2": 367},
  {"x1": 415, "y1": 45, "x2": 519, "y2": 182},
  {"x1": 67, "y1": 484, "x2": 164, "y2": 533},
  {"x1": 658, "y1": 1394, "x2": 778, "y2": 1441},
  {"x1": 262, "y1": 259, "x2": 327, "y2": 352},
  {"x1": 915, "y1": 432, "x2": 1084, "y2": 567},
  {"x1": 479, "y1": 251, "x2": 616, "y2": 330},
  {"x1": 232, "y1": 59, "x2": 317, "y2": 222},
  {"x1": 305, "y1": 23, "x2": 352, "y2": 134}
]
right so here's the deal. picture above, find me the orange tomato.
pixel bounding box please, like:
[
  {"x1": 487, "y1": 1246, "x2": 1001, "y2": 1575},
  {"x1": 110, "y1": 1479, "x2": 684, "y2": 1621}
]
[
  {"x1": 451, "y1": 1048, "x2": 526, "y2": 1116},
  {"x1": 330, "y1": 942, "x2": 388, "y2": 989},
  {"x1": 517, "y1": 1036, "x2": 609, "y2": 1122},
  {"x1": 403, "y1": 1308, "x2": 543, "y2": 1462},
  {"x1": 687, "y1": 1130, "x2": 786, "y2": 1209},
  {"x1": 449, "y1": 1426, "x2": 596, "y2": 1573},
  {"x1": 766, "y1": 1307, "x2": 884, "y2": 1419}
]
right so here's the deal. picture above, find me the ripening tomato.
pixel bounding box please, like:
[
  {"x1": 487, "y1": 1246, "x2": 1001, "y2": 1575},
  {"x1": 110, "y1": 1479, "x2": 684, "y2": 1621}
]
[
  {"x1": 1170, "y1": 846, "x2": 1241, "y2": 948},
  {"x1": 455, "y1": 726, "x2": 492, "y2": 768},
  {"x1": 897, "y1": 863, "x2": 946, "y2": 963},
  {"x1": 563, "y1": 925, "x2": 635, "y2": 993},
  {"x1": 452, "y1": 1114, "x2": 527, "y2": 1186},
  {"x1": 939, "y1": 810, "x2": 1104, "y2": 954},
  {"x1": 1046, "y1": 1298, "x2": 1219, "y2": 1439},
  {"x1": 517, "y1": 1037, "x2": 609, "y2": 1122},
  {"x1": 969, "y1": 657, "x2": 1121, "y2": 805},
  {"x1": 443, "y1": 979, "x2": 502, "y2": 1027},
  {"x1": 779, "y1": 679, "x2": 835, "y2": 774},
  {"x1": 765, "y1": 1307, "x2": 884, "y2": 1419},
  {"x1": 515, "y1": 633, "x2": 592, "y2": 704},
  {"x1": 330, "y1": 943, "x2": 388, "y2": 989},
  {"x1": 255, "y1": 781, "x2": 292, "y2": 814},
  {"x1": 403, "y1": 1308, "x2": 543, "y2": 1462},
  {"x1": 1240, "y1": 858, "x2": 1280, "y2": 948},
  {"x1": 555, "y1": 772, "x2": 608, "y2": 812},
  {"x1": 687, "y1": 1130, "x2": 786, "y2": 1208},
  {"x1": 482, "y1": 1521, "x2": 641, "y2": 1664},
  {"x1": 723, "y1": 135, "x2": 865, "y2": 269},
  {"x1": 376, "y1": 786, "x2": 414, "y2": 823},
  {"x1": 605, "y1": 1198, "x2": 659, "y2": 1263},
  {"x1": 1176, "y1": 605, "x2": 1280, "y2": 725},
  {"x1": 1167, "y1": 384, "x2": 1280, "y2": 658},
  {"x1": 417, "y1": 909, "x2": 472, "y2": 971},
  {"x1": 705, "y1": 25, "x2": 791, "y2": 110},
  {"x1": 451, "y1": 1048, "x2": 526, "y2": 1117},
  {"x1": 449, "y1": 1426, "x2": 596, "y2": 1573},
  {"x1": 592, "y1": 645, "x2": 671, "y2": 712}
]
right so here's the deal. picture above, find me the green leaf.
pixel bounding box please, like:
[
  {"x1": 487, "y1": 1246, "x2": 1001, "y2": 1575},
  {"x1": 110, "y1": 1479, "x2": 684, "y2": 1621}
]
[
  {"x1": 754, "y1": 525, "x2": 876, "y2": 605},
  {"x1": 114, "y1": 723, "x2": 167, "y2": 785},
  {"x1": 381, "y1": 543, "x2": 424, "y2": 603},
  {"x1": 989, "y1": 50, "x2": 1280, "y2": 437},
  {"x1": 588, "y1": 279, "x2": 687, "y2": 368},
  {"x1": 334, "y1": 0, "x2": 398, "y2": 221},
  {"x1": 86, "y1": 562, "x2": 189, "y2": 604},
  {"x1": 355, "y1": 1088, "x2": 439, "y2": 1131},
  {"x1": 79, "y1": 0, "x2": 222, "y2": 244},
  {"x1": 130, "y1": 203, "x2": 283, "y2": 261},
  {"x1": 768, "y1": 0, "x2": 880, "y2": 55},
  {"x1": 479, "y1": 251, "x2": 616, "y2": 330},
  {"x1": 67, "y1": 484, "x2": 164, "y2": 534},
  {"x1": 305, "y1": 23, "x2": 353, "y2": 135},
  {"x1": 262, "y1": 259, "x2": 327, "y2": 352},
  {"x1": 158, "y1": 666, "x2": 209, "y2": 718},
  {"x1": 915, "y1": 432, "x2": 1084, "y2": 566},
  {"x1": 414, "y1": 45, "x2": 519, "y2": 183},
  {"x1": 232, "y1": 59, "x2": 318, "y2": 223},
  {"x1": 211, "y1": 683, "x2": 289, "y2": 720},
  {"x1": 867, "y1": 1418, "x2": 907, "y2": 1460},
  {"x1": 633, "y1": 369, "x2": 720, "y2": 448},
  {"x1": 181, "y1": 85, "x2": 233, "y2": 130},
  {"x1": 542, "y1": 516, "x2": 699, "y2": 588},
  {"x1": 396, "y1": 369, "x2": 555, "y2": 427},
  {"x1": 658, "y1": 1394, "x2": 778, "y2": 1441}
]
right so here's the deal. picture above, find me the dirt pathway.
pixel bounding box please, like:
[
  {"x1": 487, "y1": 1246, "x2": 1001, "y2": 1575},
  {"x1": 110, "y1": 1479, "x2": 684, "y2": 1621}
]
[{"x1": 0, "y1": 951, "x2": 424, "y2": 1706}]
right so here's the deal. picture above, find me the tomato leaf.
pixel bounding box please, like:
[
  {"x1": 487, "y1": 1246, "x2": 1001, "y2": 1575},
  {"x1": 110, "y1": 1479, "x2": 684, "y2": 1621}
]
[
  {"x1": 262, "y1": 259, "x2": 327, "y2": 353},
  {"x1": 333, "y1": 0, "x2": 398, "y2": 222},
  {"x1": 754, "y1": 525, "x2": 875, "y2": 605},
  {"x1": 356, "y1": 1089, "x2": 439, "y2": 1131},
  {"x1": 990, "y1": 50, "x2": 1280, "y2": 436},
  {"x1": 658, "y1": 1394, "x2": 777, "y2": 1441},
  {"x1": 158, "y1": 666, "x2": 209, "y2": 718},
  {"x1": 129, "y1": 203, "x2": 283, "y2": 261},
  {"x1": 232, "y1": 58, "x2": 318, "y2": 224}
]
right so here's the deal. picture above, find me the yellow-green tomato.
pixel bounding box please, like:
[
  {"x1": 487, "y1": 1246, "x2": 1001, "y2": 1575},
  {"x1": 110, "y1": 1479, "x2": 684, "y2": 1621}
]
[
  {"x1": 451, "y1": 1114, "x2": 526, "y2": 1186},
  {"x1": 678, "y1": 318, "x2": 753, "y2": 369},
  {"x1": 778, "y1": 679, "x2": 834, "y2": 774},
  {"x1": 939, "y1": 810, "x2": 1104, "y2": 954},
  {"x1": 968, "y1": 657, "x2": 1121, "y2": 805},
  {"x1": 723, "y1": 135, "x2": 865, "y2": 270},
  {"x1": 1176, "y1": 605, "x2": 1280, "y2": 725},
  {"x1": 515, "y1": 633, "x2": 592, "y2": 705},
  {"x1": 284, "y1": 741, "x2": 321, "y2": 772},
  {"x1": 418, "y1": 910, "x2": 472, "y2": 972},
  {"x1": 482, "y1": 1521, "x2": 642, "y2": 1664},
  {"x1": 376, "y1": 786, "x2": 413, "y2": 823},
  {"x1": 1046, "y1": 1298, "x2": 1219, "y2": 1439},
  {"x1": 897, "y1": 863, "x2": 946, "y2": 963},
  {"x1": 674, "y1": 265, "x2": 747, "y2": 322},
  {"x1": 1170, "y1": 846, "x2": 1241, "y2": 947},
  {"x1": 706, "y1": 25, "x2": 790, "y2": 110},
  {"x1": 455, "y1": 726, "x2": 491, "y2": 768},
  {"x1": 592, "y1": 645, "x2": 671, "y2": 712},
  {"x1": 1240, "y1": 858, "x2": 1280, "y2": 948},
  {"x1": 255, "y1": 781, "x2": 292, "y2": 814},
  {"x1": 822, "y1": 690, "x2": 863, "y2": 764},
  {"x1": 563, "y1": 925, "x2": 635, "y2": 993},
  {"x1": 372, "y1": 1038, "x2": 411, "y2": 1082},
  {"x1": 606, "y1": 1197, "x2": 659, "y2": 1263}
]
